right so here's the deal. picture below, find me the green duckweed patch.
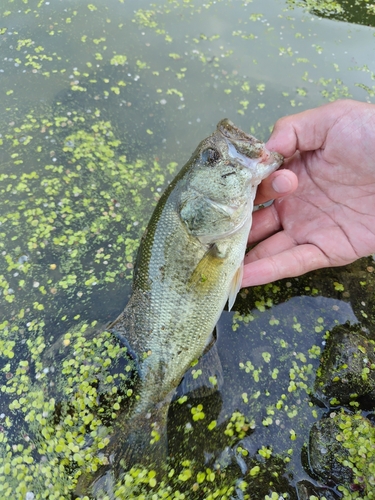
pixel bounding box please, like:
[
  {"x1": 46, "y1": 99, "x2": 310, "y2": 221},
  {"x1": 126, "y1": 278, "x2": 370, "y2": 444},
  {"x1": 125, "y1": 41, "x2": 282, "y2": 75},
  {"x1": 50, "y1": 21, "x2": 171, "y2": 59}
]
[
  {"x1": 229, "y1": 264, "x2": 375, "y2": 496},
  {"x1": 0, "y1": 102, "x2": 178, "y2": 321},
  {"x1": 1, "y1": 0, "x2": 375, "y2": 498},
  {"x1": 0, "y1": 62, "x2": 179, "y2": 497},
  {"x1": 0, "y1": 316, "x2": 295, "y2": 499},
  {"x1": 289, "y1": 0, "x2": 375, "y2": 27},
  {"x1": 0, "y1": 321, "x2": 134, "y2": 499},
  {"x1": 336, "y1": 411, "x2": 375, "y2": 497}
]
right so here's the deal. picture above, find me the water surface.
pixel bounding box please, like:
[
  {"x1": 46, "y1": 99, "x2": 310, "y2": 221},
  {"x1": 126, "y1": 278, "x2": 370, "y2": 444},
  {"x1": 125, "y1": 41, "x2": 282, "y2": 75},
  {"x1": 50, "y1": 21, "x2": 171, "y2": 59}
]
[{"x1": 1, "y1": 0, "x2": 375, "y2": 498}]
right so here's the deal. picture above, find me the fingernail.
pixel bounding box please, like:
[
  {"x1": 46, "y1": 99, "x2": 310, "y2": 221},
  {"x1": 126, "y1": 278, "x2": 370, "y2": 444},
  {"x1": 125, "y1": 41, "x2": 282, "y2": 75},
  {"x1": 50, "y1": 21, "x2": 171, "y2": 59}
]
[{"x1": 272, "y1": 175, "x2": 292, "y2": 194}]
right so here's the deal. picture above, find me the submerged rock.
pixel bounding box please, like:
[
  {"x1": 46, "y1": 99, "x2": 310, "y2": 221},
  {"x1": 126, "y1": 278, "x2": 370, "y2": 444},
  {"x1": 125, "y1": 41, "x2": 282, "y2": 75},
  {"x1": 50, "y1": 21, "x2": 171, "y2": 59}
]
[
  {"x1": 314, "y1": 323, "x2": 375, "y2": 408},
  {"x1": 296, "y1": 479, "x2": 339, "y2": 500},
  {"x1": 308, "y1": 414, "x2": 353, "y2": 486},
  {"x1": 307, "y1": 411, "x2": 375, "y2": 495}
]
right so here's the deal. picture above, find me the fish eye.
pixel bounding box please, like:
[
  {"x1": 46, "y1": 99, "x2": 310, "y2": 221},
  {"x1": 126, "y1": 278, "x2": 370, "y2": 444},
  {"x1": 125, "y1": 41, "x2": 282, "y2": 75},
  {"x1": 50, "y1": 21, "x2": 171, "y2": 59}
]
[{"x1": 201, "y1": 148, "x2": 220, "y2": 165}]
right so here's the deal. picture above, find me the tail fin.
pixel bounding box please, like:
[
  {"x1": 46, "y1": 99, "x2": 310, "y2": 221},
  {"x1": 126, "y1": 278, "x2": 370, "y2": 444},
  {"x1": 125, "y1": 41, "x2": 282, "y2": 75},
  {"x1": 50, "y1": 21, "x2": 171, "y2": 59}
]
[
  {"x1": 113, "y1": 402, "x2": 169, "y2": 474},
  {"x1": 76, "y1": 402, "x2": 169, "y2": 497}
]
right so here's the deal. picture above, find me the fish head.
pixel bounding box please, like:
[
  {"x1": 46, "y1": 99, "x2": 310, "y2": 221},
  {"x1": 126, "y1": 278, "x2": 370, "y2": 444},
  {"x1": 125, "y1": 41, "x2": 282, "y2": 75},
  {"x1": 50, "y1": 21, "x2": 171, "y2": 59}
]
[{"x1": 179, "y1": 119, "x2": 283, "y2": 244}]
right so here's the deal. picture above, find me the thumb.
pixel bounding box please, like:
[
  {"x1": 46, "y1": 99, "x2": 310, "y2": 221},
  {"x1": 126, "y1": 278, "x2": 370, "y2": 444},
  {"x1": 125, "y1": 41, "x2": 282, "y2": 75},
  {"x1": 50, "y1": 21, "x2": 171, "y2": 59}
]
[{"x1": 255, "y1": 169, "x2": 298, "y2": 205}]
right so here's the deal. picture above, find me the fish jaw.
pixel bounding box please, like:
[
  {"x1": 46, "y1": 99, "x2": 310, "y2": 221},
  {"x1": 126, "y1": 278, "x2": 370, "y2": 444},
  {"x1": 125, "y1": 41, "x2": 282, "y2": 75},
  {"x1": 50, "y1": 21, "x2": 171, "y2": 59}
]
[{"x1": 217, "y1": 118, "x2": 284, "y2": 184}]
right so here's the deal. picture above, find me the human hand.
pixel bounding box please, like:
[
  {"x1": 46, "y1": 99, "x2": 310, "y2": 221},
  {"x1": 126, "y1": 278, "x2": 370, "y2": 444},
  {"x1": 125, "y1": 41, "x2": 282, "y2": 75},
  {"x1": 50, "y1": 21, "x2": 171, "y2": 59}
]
[{"x1": 243, "y1": 99, "x2": 375, "y2": 287}]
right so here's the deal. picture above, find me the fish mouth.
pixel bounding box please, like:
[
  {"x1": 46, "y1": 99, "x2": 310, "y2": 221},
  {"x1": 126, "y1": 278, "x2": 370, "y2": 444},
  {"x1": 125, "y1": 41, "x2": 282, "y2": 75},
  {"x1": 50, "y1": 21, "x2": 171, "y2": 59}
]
[
  {"x1": 217, "y1": 118, "x2": 258, "y2": 143},
  {"x1": 223, "y1": 134, "x2": 282, "y2": 173},
  {"x1": 217, "y1": 118, "x2": 283, "y2": 172},
  {"x1": 259, "y1": 148, "x2": 284, "y2": 169}
]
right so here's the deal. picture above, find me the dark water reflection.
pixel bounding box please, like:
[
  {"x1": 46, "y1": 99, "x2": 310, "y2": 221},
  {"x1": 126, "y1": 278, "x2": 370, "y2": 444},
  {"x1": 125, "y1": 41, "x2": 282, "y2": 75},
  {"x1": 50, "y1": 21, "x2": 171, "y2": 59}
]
[{"x1": 305, "y1": 0, "x2": 375, "y2": 27}]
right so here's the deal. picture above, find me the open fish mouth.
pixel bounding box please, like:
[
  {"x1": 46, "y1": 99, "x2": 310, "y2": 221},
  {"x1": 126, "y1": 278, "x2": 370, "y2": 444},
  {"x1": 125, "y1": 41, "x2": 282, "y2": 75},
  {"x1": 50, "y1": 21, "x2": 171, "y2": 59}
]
[
  {"x1": 217, "y1": 118, "x2": 283, "y2": 171},
  {"x1": 217, "y1": 118, "x2": 260, "y2": 143},
  {"x1": 257, "y1": 147, "x2": 284, "y2": 170}
]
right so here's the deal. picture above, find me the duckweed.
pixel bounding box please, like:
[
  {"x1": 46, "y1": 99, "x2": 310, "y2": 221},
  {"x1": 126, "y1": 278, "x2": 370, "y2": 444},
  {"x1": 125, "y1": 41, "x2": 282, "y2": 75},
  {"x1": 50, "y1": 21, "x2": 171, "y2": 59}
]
[
  {"x1": 0, "y1": 322, "x2": 135, "y2": 498},
  {"x1": 1, "y1": 0, "x2": 375, "y2": 498},
  {"x1": 335, "y1": 411, "x2": 375, "y2": 497}
]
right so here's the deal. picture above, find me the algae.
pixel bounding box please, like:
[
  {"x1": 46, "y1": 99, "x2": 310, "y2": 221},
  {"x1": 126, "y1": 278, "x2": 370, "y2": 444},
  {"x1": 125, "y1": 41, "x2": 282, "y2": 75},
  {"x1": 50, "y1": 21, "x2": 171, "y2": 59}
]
[
  {"x1": 307, "y1": 410, "x2": 375, "y2": 498},
  {"x1": 287, "y1": 0, "x2": 375, "y2": 27}
]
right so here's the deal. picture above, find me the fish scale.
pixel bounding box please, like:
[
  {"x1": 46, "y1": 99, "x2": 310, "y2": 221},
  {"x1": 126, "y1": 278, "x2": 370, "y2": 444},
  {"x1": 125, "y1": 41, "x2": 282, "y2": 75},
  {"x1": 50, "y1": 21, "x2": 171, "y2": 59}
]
[{"x1": 77, "y1": 119, "x2": 283, "y2": 496}]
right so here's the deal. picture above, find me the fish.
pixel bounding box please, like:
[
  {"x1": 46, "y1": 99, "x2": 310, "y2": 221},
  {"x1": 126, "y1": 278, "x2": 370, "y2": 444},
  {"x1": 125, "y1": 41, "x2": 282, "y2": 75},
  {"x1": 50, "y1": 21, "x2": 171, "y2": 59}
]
[{"x1": 78, "y1": 119, "x2": 283, "y2": 494}]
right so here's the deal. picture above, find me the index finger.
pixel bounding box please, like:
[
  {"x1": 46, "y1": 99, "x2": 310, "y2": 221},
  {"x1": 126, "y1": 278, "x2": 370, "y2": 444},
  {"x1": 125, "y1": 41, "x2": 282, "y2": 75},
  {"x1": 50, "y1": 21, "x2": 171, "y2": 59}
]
[
  {"x1": 265, "y1": 99, "x2": 357, "y2": 158},
  {"x1": 242, "y1": 241, "x2": 331, "y2": 287}
]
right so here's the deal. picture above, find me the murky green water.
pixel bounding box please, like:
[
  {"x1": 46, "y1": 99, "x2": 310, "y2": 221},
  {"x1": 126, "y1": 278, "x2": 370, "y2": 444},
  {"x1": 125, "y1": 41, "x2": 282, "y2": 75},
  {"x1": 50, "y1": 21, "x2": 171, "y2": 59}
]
[{"x1": 1, "y1": 0, "x2": 375, "y2": 499}]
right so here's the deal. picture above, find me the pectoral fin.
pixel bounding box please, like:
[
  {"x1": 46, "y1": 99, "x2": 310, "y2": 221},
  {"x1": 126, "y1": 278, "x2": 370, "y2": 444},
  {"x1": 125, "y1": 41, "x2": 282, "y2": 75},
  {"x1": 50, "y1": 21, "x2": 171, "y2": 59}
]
[
  {"x1": 227, "y1": 262, "x2": 243, "y2": 311},
  {"x1": 188, "y1": 243, "x2": 224, "y2": 289}
]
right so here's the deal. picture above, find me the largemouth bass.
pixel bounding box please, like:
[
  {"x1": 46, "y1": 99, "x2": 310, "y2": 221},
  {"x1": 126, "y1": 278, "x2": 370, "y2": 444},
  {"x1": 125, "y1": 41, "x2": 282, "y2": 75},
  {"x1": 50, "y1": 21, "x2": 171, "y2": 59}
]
[{"x1": 80, "y1": 119, "x2": 283, "y2": 493}]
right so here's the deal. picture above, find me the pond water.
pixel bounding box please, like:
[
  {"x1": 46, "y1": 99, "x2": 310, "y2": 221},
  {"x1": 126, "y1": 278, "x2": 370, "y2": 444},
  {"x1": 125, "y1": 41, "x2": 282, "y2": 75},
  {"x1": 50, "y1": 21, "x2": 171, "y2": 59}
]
[{"x1": 1, "y1": 0, "x2": 375, "y2": 499}]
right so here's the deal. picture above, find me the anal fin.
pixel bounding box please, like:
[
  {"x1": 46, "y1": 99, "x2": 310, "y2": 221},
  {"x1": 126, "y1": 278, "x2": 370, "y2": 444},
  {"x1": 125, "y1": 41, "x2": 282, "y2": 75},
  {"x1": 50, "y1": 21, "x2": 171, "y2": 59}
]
[{"x1": 174, "y1": 340, "x2": 224, "y2": 400}]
